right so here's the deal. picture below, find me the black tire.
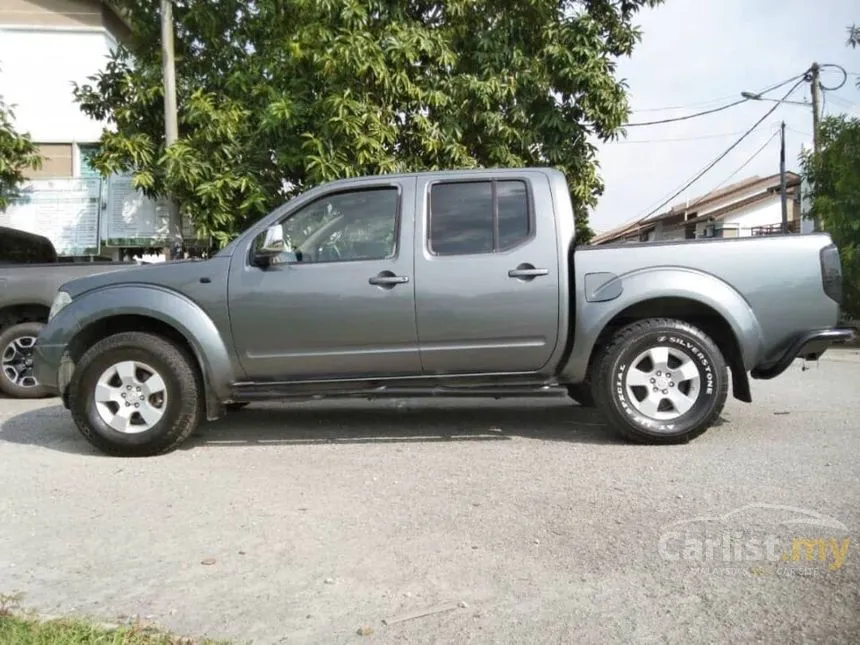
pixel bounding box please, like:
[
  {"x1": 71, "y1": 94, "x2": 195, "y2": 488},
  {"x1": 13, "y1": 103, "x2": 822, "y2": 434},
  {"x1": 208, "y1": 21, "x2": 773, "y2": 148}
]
[
  {"x1": 592, "y1": 318, "x2": 729, "y2": 444},
  {"x1": 226, "y1": 402, "x2": 250, "y2": 411},
  {"x1": 68, "y1": 331, "x2": 203, "y2": 457},
  {"x1": 0, "y1": 321, "x2": 50, "y2": 399},
  {"x1": 566, "y1": 382, "x2": 595, "y2": 407}
]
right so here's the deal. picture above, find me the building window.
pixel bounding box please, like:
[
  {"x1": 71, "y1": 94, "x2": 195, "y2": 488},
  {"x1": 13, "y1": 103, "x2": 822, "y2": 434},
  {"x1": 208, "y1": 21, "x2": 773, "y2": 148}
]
[{"x1": 78, "y1": 144, "x2": 101, "y2": 178}]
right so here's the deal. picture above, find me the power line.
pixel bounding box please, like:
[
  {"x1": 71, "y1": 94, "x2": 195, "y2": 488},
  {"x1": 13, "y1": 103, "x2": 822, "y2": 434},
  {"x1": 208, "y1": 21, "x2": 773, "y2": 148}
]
[
  {"x1": 623, "y1": 73, "x2": 806, "y2": 127},
  {"x1": 691, "y1": 129, "x2": 779, "y2": 201},
  {"x1": 605, "y1": 126, "x2": 778, "y2": 145},
  {"x1": 634, "y1": 77, "x2": 807, "y2": 221},
  {"x1": 630, "y1": 94, "x2": 753, "y2": 113},
  {"x1": 602, "y1": 128, "x2": 778, "y2": 235},
  {"x1": 623, "y1": 98, "x2": 748, "y2": 127},
  {"x1": 628, "y1": 76, "x2": 812, "y2": 114}
]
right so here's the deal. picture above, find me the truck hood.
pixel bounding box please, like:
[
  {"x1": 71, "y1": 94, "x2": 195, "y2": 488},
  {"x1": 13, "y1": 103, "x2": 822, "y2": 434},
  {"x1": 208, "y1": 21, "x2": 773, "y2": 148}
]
[{"x1": 59, "y1": 258, "x2": 230, "y2": 298}]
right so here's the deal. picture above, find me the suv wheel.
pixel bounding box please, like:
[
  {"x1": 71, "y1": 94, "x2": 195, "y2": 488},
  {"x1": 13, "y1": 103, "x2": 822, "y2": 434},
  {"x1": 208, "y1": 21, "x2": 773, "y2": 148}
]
[
  {"x1": 592, "y1": 318, "x2": 729, "y2": 444},
  {"x1": 0, "y1": 322, "x2": 49, "y2": 399},
  {"x1": 68, "y1": 332, "x2": 203, "y2": 456}
]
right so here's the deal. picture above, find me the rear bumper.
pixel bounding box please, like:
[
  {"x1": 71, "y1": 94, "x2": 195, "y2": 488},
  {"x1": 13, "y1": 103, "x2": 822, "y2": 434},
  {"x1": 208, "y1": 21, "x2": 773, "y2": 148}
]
[{"x1": 750, "y1": 327, "x2": 857, "y2": 380}]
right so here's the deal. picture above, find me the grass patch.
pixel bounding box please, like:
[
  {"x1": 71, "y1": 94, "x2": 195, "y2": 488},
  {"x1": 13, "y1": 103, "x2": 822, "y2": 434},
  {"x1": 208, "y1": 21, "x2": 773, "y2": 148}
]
[{"x1": 0, "y1": 594, "x2": 229, "y2": 645}]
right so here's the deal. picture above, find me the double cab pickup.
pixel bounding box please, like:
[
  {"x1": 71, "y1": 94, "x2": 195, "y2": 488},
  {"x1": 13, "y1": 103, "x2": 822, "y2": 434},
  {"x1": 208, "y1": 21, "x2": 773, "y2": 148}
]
[{"x1": 33, "y1": 168, "x2": 854, "y2": 456}]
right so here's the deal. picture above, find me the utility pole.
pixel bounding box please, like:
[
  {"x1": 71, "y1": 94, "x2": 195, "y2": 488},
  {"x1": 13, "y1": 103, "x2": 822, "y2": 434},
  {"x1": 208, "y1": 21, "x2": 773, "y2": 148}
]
[
  {"x1": 160, "y1": 0, "x2": 182, "y2": 259},
  {"x1": 810, "y1": 62, "x2": 821, "y2": 154},
  {"x1": 779, "y1": 121, "x2": 788, "y2": 234},
  {"x1": 809, "y1": 62, "x2": 822, "y2": 232}
]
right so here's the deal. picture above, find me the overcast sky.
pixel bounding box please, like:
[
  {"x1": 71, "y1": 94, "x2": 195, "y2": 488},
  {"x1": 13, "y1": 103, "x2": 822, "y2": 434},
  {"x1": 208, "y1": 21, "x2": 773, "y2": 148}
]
[{"x1": 589, "y1": 0, "x2": 860, "y2": 233}]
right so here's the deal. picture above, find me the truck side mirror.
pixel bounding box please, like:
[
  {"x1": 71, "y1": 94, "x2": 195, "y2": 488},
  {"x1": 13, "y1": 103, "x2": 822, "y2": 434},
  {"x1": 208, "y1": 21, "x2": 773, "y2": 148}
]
[{"x1": 252, "y1": 224, "x2": 288, "y2": 267}]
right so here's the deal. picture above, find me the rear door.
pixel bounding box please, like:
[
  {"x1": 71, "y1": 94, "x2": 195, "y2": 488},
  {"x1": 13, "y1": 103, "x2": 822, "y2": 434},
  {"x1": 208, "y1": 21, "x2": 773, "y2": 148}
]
[{"x1": 413, "y1": 171, "x2": 561, "y2": 374}]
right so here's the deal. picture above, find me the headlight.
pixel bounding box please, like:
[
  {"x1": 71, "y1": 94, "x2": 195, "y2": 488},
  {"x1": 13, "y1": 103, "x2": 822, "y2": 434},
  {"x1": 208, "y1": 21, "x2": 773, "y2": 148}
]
[{"x1": 48, "y1": 290, "x2": 72, "y2": 321}]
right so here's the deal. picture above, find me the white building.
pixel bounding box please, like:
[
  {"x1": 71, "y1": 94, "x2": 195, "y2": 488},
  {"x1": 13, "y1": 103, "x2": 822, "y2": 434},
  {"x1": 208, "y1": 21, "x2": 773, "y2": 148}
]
[
  {"x1": 0, "y1": 0, "x2": 193, "y2": 260},
  {"x1": 591, "y1": 172, "x2": 813, "y2": 245},
  {"x1": 0, "y1": 0, "x2": 130, "y2": 176}
]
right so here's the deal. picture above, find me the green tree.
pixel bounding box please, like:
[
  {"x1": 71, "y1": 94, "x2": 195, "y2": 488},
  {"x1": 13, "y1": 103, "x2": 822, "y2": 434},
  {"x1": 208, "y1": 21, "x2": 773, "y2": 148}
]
[
  {"x1": 73, "y1": 0, "x2": 661, "y2": 246},
  {"x1": 799, "y1": 24, "x2": 860, "y2": 319},
  {"x1": 801, "y1": 115, "x2": 860, "y2": 319},
  {"x1": 0, "y1": 90, "x2": 41, "y2": 211}
]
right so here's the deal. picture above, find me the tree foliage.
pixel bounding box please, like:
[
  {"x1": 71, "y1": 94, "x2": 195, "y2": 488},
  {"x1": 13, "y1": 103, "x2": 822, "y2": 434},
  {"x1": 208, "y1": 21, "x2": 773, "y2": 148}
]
[
  {"x1": 799, "y1": 24, "x2": 860, "y2": 319},
  {"x1": 802, "y1": 115, "x2": 860, "y2": 319},
  {"x1": 0, "y1": 89, "x2": 41, "y2": 211},
  {"x1": 74, "y1": 0, "x2": 661, "y2": 245}
]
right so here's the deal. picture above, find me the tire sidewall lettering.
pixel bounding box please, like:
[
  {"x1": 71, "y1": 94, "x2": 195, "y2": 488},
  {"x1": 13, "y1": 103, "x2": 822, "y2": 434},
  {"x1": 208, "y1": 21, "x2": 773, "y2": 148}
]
[{"x1": 612, "y1": 331, "x2": 718, "y2": 433}]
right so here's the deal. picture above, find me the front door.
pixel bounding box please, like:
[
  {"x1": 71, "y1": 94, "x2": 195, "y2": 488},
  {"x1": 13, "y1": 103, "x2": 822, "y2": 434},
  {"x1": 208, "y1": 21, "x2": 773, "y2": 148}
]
[
  {"x1": 228, "y1": 178, "x2": 420, "y2": 380},
  {"x1": 413, "y1": 172, "x2": 561, "y2": 374}
]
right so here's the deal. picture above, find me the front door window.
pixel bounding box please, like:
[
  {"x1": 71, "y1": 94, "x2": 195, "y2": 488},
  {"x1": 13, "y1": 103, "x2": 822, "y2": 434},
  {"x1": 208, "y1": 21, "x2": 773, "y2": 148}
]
[{"x1": 262, "y1": 188, "x2": 399, "y2": 264}]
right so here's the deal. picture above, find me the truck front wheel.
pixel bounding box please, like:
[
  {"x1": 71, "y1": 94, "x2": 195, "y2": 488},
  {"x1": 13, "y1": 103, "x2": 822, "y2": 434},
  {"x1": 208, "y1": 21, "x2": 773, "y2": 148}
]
[
  {"x1": 68, "y1": 332, "x2": 203, "y2": 457},
  {"x1": 592, "y1": 318, "x2": 729, "y2": 444}
]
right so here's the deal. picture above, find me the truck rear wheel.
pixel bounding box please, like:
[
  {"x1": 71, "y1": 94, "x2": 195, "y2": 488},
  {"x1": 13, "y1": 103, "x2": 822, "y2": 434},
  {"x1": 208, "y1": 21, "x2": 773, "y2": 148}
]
[
  {"x1": 592, "y1": 318, "x2": 728, "y2": 444},
  {"x1": 0, "y1": 321, "x2": 49, "y2": 399},
  {"x1": 68, "y1": 331, "x2": 203, "y2": 457}
]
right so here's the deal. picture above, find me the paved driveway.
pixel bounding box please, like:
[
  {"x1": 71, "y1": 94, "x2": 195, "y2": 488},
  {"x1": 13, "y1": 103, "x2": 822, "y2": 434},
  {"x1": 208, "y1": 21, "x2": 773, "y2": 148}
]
[{"x1": 1, "y1": 351, "x2": 859, "y2": 644}]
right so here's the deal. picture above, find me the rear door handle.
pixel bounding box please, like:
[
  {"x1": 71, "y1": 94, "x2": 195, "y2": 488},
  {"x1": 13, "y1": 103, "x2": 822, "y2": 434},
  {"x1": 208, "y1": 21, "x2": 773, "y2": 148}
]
[
  {"x1": 508, "y1": 266, "x2": 549, "y2": 278},
  {"x1": 369, "y1": 272, "x2": 409, "y2": 287}
]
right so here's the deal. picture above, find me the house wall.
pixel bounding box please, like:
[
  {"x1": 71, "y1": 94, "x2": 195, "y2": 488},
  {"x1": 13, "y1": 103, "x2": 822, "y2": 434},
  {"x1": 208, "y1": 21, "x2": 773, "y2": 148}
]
[
  {"x1": 654, "y1": 220, "x2": 686, "y2": 241},
  {"x1": 1, "y1": 0, "x2": 101, "y2": 28},
  {"x1": 694, "y1": 196, "x2": 784, "y2": 237},
  {"x1": 0, "y1": 26, "x2": 117, "y2": 147}
]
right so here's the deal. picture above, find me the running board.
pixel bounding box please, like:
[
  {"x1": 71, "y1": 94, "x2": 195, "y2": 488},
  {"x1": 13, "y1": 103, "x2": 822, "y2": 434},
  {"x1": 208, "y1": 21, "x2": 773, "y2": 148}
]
[{"x1": 231, "y1": 383, "x2": 569, "y2": 402}]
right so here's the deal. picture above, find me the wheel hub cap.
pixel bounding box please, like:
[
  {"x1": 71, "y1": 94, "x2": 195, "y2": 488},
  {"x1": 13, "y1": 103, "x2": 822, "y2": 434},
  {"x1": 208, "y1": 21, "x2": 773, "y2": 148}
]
[
  {"x1": 94, "y1": 360, "x2": 168, "y2": 434},
  {"x1": 2, "y1": 336, "x2": 39, "y2": 388},
  {"x1": 624, "y1": 346, "x2": 701, "y2": 421}
]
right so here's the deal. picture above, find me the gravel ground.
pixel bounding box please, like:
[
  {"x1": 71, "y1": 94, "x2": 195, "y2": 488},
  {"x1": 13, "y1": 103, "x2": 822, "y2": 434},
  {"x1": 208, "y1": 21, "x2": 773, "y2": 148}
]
[{"x1": 1, "y1": 350, "x2": 859, "y2": 644}]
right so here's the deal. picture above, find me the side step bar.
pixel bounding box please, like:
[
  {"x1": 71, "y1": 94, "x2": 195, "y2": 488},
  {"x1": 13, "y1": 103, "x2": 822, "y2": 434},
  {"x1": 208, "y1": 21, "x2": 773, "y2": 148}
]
[{"x1": 232, "y1": 383, "x2": 569, "y2": 402}]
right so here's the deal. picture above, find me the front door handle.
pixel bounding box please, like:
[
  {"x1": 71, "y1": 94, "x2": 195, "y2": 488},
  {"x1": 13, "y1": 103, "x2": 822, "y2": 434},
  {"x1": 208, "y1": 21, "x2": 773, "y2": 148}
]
[
  {"x1": 369, "y1": 271, "x2": 409, "y2": 287},
  {"x1": 508, "y1": 264, "x2": 549, "y2": 279}
]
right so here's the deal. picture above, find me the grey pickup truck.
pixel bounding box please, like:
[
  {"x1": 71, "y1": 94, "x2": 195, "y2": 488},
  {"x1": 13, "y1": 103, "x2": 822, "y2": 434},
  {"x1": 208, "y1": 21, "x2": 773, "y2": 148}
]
[
  {"x1": 0, "y1": 226, "x2": 136, "y2": 398},
  {"x1": 33, "y1": 168, "x2": 854, "y2": 456}
]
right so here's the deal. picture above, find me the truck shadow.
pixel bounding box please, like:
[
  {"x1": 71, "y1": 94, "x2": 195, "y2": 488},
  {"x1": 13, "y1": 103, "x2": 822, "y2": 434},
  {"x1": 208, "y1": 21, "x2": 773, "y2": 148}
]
[
  {"x1": 0, "y1": 398, "x2": 622, "y2": 455},
  {"x1": 188, "y1": 399, "x2": 618, "y2": 449}
]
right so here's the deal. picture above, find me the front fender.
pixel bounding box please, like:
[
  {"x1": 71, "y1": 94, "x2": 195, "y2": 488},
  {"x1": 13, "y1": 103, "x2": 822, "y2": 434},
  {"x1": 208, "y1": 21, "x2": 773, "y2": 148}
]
[
  {"x1": 41, "y1": 285, "x2": 236, "y2": 404},
  {"x1": 560, "y1": 267, "x2": 766, "y2": 383}
]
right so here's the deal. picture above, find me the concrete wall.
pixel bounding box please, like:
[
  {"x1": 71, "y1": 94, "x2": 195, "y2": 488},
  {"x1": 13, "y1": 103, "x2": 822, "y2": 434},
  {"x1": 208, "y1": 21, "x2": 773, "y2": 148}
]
[
  {"x1": 718, "y1": 197, "x2": 784, "y2": 235},
  {"x1": 0, "y1": 25, "x2": 117, "y2": 145}
]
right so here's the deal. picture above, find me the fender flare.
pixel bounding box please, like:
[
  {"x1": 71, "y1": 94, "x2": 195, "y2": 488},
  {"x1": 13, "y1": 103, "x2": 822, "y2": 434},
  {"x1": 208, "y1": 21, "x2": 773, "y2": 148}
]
[
  {"x1": 46, "y1": 285, "x2": 236, "y2": 410},
  {"x1": 561, "y1": 267, "x2": 765, "y2": 384}
]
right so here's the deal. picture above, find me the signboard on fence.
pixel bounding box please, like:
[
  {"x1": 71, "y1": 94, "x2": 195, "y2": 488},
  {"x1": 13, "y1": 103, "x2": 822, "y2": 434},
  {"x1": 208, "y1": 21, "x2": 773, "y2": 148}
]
[
  {"x1": 0, "y1": 178, "x2": 100, "y2": 255},
  {"x1": 103, "y1": 175, "x2": 170, "y2": 247},
  {"x1": 1, "y1": 174, "x2": 204, "y2": 255}
]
